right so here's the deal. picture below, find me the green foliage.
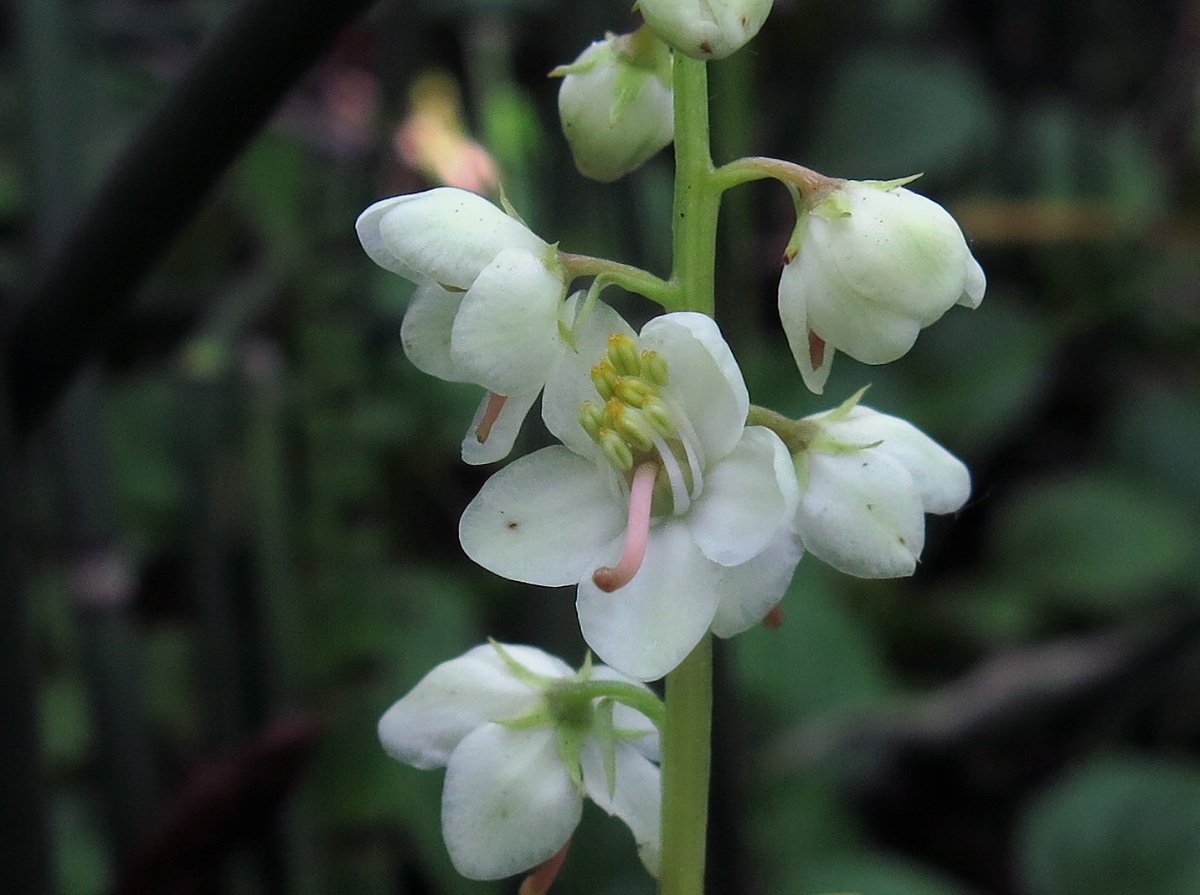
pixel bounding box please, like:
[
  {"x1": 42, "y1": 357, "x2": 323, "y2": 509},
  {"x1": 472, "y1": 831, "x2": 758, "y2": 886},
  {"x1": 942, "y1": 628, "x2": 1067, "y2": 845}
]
[{"x1": 1017, "y1": 756, "x2": 1200, "y2": 895}]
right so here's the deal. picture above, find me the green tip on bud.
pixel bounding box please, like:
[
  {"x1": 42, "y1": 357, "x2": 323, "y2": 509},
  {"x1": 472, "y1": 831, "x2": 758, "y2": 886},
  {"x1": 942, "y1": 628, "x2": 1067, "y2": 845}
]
[{"x1": 599, "y1": 428, "x2": 635, "y2": 471}]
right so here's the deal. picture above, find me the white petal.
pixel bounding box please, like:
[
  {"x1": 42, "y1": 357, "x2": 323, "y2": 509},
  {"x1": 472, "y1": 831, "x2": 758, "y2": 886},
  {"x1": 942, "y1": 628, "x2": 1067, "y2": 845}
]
[
  {"x1": 400, "y1": 282, "x2": 468, "y2": 383},
  {"x1": 459, "y1": 446, "x2": 624, "y2": 587},
  {"x1": 795, "y1": 450, "x2": 925, "y2": 578},
  {"x1": 378, "y1": 643, "x2": 567, "y2": 770},
  {"x1": 590, "y1": 665, "x2": 661, "y2": 761},
  {"x1": 357, "y1": 188, "x2": 546, "y2": 289},
  {"x1": 818, "y1": 406, "x2": 971, "y2": 514},
  {"x1": 689, "y1": 426, "x2": 800, "y2": 566},
  {"x1": 577, "y1": 519, "x2": 721, "y2": 681},
  {"x1": 959, "y1": 254, "x2": 986, "y2": 308},
  {"x1": 450, "y1": 248, "x2": 566, "y2": 396},
  {"x1": 442, "y1": 723, "x2": 582, "y2": 880},
  {"x1": 778, "y1": 261, "x2": 835, "y2": 394},
  {"x1": 460, "y1": 389, "x2": 540, "y2": 466},
  {"x1": 542, "y1": 296, "x2": 638, "y2": 459},
  {"x1": 639, "y1": 313, "x2": 749, "y2": 462},
  {"x1": 580, "y1": 739, "x2": 662, "y2": 876},
  {"x1": 709, "y1": 527, "x2": 804, "y2": 637}
]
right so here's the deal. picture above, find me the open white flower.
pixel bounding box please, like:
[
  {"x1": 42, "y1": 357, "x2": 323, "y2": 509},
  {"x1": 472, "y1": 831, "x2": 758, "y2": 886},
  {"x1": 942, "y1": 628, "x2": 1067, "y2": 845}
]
[
  {"x1": 779, "y1": 178, "x2": 985, "y2": 394},
  {"x1": 460, "y1": 313, "x2": 802, "y2": 681},
  {"x1": 792, "y1": 395, "x2": 971, "y2": 578},
  {"x1": 357, "y1": 187, "x2": 572, "y2": 463},
  {"x1": 378, "y1": 643, "x2": 662, "y2": 880}
]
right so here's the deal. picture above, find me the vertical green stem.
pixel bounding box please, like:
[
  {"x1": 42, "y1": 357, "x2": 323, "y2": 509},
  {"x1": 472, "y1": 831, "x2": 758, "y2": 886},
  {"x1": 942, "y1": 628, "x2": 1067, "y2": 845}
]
[
  {"x1": 660, "y1": 50, "x2": 719, "y2": 895},
  {"x1": 660, "y1": 636, "x2": 713, "y2": 895},
  {"x1": 670, "y1": 54, "x2": 720, "y2": 316}
]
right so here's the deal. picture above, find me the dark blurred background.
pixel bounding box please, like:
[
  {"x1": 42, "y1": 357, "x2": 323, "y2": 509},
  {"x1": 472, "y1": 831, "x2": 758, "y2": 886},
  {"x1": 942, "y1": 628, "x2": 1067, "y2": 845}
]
[{"x1": 3, "y1": 0, "x2": 1200, "y2": 893}]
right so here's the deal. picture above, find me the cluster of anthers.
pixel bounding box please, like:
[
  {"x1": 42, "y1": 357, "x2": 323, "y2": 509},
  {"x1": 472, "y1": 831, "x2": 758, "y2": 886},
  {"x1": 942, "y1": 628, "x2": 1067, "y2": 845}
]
[{"x1": 577, "y1": 334, "x2": 705, "y2": 593}]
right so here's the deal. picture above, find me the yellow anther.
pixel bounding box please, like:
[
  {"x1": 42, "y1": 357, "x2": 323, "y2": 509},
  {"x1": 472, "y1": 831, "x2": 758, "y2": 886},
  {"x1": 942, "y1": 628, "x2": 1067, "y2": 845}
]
[
  {"x1": 613, "y1": 407, "x2": 655, "y2": 452},
  {"x1": 604, "y1": 398, "x2": 626, "y2": 427},
  {"x1": 578, "y1": 401, "x2": 606, "y2": 442},
  {"x1": 590, "y1": 361, "x2": 619, "y2": 401},
  {"x1": 642, "y1": 397, "x2": 676, "y2": 437},
  {"x1": 641, "y1": 350, "x2": 669, "y2": 386},
  {"x1": 599, "y1": 428, "x2": 634, "y2": 471},
  {"x1": 612, "y1": 377, "x2": 656, "y2": 408},
  {"x1": 606, "y1": 333, "x2": 642, "y2": 376}
]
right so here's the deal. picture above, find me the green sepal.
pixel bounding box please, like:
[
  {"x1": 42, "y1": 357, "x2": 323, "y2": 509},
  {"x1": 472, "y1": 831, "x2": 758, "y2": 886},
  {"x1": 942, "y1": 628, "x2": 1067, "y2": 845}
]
[
  {"x1": 825, "y1": 384, "x2": 870, "y2": 422},
  {"x1": 861, "y1": 172, "x2": 923, "y2": 191}
]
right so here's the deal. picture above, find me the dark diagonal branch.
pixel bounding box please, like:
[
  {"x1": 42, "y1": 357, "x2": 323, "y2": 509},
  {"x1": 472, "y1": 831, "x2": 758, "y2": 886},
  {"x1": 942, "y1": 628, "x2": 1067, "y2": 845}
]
[{"x1": 6, "y1": 0, "x2": 378, "y2": 436}]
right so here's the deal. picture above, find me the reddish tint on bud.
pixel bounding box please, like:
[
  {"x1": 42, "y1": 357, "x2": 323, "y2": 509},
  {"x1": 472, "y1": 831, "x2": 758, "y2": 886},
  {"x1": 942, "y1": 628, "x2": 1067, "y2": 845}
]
[
  {"x1": 762, "y1": 605, "x2": 785, "y2": 629},
  {"x1": 518, "y1": 841, "x2": 571, "y2": 895}
]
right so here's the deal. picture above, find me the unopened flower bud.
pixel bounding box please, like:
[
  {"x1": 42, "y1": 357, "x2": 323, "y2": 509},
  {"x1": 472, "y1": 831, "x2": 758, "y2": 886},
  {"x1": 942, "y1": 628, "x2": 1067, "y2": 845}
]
[
  {"x1": 553, "y1": 29, "x2": 674, "y2": 182},
  {"x1": 779, "y1": 177, "x2": 985, "y2": 394},
  {"x1": 636, "y1": 0, "x2": 774, "y2": 60}
]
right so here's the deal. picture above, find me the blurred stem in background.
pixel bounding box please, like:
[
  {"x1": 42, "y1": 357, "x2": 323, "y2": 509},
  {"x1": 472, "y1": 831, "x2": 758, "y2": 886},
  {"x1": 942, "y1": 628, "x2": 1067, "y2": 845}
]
[{"x1": 21, "y1": 0, "x2": 159, "y2": 878}]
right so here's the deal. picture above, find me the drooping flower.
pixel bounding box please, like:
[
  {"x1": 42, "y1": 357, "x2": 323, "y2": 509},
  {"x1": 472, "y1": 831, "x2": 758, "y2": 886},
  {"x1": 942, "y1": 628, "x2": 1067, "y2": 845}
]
[
  {"x1": 378, "y1": 642, "x2": 662, "y2": 881},
  {"x1": 791, "y1": 393, "x2": 971, "y2": 577},
  {"x1": 636, "y1": 0, "x2": 775, "y2": 60},
  {"x1": 357, "y1": 187, "x2": 577, "y2": 463},
  {"x1": 778, "y1": 177, "x2": 985, "y2": 394},
  {"x1": 460, "y1": 313, "x2": 802, "y2": 681},
  {"x1": 552, "y1": 28, "x2": 674, "y2": 182}
]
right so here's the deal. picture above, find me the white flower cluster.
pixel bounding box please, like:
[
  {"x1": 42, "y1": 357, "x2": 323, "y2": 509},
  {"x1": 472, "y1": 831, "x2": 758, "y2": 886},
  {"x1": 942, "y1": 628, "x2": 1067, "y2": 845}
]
[{"x1": 361, "y1": 1, "x2": 984, "y2": 886}]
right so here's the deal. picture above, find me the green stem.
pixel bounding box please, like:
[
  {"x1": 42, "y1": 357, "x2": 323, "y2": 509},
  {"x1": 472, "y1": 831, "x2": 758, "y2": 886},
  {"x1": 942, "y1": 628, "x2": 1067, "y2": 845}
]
[
  {"x1": 669, "y1": 55, "x2": 720, "y2": 316},
  {"x1": 712, "y1": 155, "x2": 833, "y2": 198},
  {"x1": 559, "y1": 681, "x2": 666, "y2": 728},
  {"x1": 659, "y1": 635, "x2": 712, "y2": 895},
  {"x1": 557, "y1": 252, "x2": 678, "y2": 307}
]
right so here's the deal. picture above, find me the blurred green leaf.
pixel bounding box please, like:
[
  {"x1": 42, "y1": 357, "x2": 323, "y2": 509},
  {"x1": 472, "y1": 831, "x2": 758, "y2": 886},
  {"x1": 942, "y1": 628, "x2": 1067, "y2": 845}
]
[
  {"x1": 1017, "y1": 755, "x2": 1200, "y2": 895},
  {"x1": 990, "y1": 471, "x2": 1200, "y2": 610},
  {"x1": 800, "y1": 852, "x2": 978, "y2": 895},
  {"x1": 804, "y1": 50, "x2": 998, "y2": 179},
  {"x1": 53, "y1": 793, "x2": 112, "y2": 895}
]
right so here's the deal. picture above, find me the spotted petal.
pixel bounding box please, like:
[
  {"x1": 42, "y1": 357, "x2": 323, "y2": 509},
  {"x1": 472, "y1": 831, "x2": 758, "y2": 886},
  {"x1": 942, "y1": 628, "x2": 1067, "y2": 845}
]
[{"x1": 460, "y1": 446, "x2": 625, "y2": 587}]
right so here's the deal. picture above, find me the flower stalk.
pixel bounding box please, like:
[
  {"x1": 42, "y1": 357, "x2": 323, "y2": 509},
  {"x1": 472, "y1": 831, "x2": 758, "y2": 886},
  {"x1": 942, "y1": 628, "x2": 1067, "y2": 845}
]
[{"x1": 659, "y1": 51, "x2": 718, "y2": 895}]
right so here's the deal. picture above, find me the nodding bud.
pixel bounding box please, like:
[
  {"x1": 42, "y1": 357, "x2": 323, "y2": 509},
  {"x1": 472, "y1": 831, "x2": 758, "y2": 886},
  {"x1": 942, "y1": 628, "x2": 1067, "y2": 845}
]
[{"x1": 636, "y1": 0, "x2": 775, "y2": 60}]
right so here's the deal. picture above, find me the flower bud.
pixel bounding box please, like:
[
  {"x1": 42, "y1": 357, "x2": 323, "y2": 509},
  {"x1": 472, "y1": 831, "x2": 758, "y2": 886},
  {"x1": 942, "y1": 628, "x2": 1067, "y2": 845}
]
[
  {"x1": 636, "y1": 0, "x2": 774, "y2": 60},
  {"x1": 552, "y1": 29, "x2": 674, "y2": 182},
  {"x1": 778, "y1": 177, "x2": 985, "y2": 394}
]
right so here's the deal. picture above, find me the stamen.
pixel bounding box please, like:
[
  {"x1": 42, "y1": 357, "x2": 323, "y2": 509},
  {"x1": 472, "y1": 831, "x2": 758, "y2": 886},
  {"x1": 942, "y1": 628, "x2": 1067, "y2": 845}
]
[
  {"x1": 474, "y1": 392, "x2": 508, "y2": 443},
  {"x1": 518, "y1": 841, "x2": 571, "y2": 895},
  {"x1": 593, "y1": 462, "x2": 657, "y2": 592}
]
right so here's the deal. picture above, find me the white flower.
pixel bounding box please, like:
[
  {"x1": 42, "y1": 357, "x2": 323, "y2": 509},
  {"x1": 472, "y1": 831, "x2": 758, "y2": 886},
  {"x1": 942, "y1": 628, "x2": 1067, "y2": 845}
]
[
  {"x1": 357, "y1": 187, "x2": 572, "y2": 463},
  {"x1": 378, "y1": 643, "x2": 662, "y2": 880},
  {"x1": 553, "y1": 29, "x2": 675, "y2": 182},
  {"x1": 778, "y1": 178, "x2": 986, "y2": 394},
  {"x1": 792, "y1": 396, "x2": 971, "y2": 578},
  {"x1": 460, "y1": 313, "x2": 802, "y2": 681},
  {"x1": 636, "y1": 0, "x2": 774, "y2": 60}
]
